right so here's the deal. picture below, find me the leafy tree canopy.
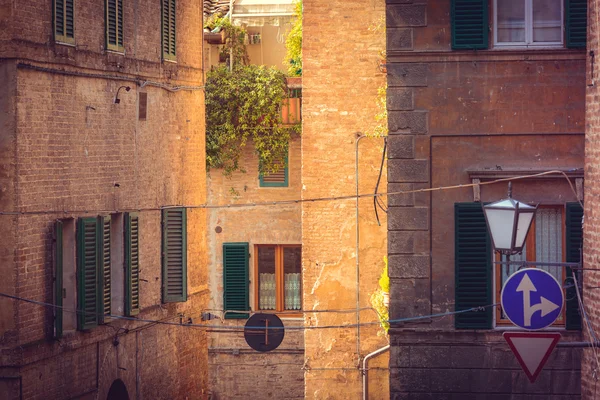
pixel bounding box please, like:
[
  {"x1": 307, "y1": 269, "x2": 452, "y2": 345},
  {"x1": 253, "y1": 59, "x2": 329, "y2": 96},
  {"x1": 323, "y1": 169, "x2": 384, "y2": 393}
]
[{"x1": 285, "y1": 1, "x2": 302, "y2": 76}]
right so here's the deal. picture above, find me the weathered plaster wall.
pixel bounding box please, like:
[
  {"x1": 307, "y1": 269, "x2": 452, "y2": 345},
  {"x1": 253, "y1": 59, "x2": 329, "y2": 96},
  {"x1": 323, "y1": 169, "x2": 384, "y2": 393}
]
[
  {"x1": 302, "y1": 0, "x2": 388, "y2": 398},
  {"x1": 206, "y1": 139, "x2": 304, "y2": 399}
]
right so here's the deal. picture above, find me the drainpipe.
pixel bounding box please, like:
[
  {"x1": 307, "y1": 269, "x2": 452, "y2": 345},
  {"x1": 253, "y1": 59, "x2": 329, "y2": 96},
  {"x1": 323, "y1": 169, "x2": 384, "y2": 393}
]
[
  {"x1": 355, "y1": 133, "x2": 366, "y2": 360},
  {"x1": 362, "y1": 345, "x2": 390, "y2": 400}
]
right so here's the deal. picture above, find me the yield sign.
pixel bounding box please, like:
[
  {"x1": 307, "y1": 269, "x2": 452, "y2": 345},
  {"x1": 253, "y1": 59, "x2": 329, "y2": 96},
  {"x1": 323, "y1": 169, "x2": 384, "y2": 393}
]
[{"x1": 503, "y1": 332, "x2": 561, "y2": 383}]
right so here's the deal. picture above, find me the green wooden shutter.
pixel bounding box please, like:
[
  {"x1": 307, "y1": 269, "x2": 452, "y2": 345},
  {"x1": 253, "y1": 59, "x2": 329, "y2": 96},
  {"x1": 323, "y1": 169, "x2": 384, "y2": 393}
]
[
  {"x1": 162, "y1": 208, "x2": 187, "y2": 303},
  {"x1": 98, "y1": 216, "x2": 111, "y2": 323},
  {"x1": 54, "y1": 220, "x2": 64, "y2": 339},
  {"x1": 106, "y1": 0, "x2": 124, "y2": 51},
  {"x1": 566, "y1": 0, "x2": 587, "y2": 49},
  {"x1": 54, "y1": 0, "x2": 75, "y2": 44},
  {"x1": 77, "y1": 217, "x2": 99, "y2": 330},
  {"x1": 125, "y1": 213, "x2": 140, "y2": 316},
  {"x1": 223, "y1": 243, "x2": 250, "y2": 319},
  {"x1": 161, "y1": 0, "x2": 176, "y2": 60},
  {"x1": 451, "y1": 0, "x2": 488, "y2": 50},
  {"x1": 455, "y1": 203, "x2": 493, "y2": 329},
  {"x1": 259, "y1": 151, "x2": 289, "y2": 187},
  {"x1": 565, "y1": 202, "x2": 583, "y2": 330}
]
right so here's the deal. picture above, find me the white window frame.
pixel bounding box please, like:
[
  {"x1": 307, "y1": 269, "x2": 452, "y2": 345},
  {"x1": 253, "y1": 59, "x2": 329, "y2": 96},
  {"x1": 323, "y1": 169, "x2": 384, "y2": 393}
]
[{"x1": 493, "y1": 0, "x2": 564, "y2": 49}]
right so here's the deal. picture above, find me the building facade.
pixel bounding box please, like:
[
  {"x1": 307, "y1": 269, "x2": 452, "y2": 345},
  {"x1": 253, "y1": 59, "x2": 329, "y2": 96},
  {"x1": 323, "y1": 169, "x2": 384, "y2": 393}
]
[
  {"x1": 0, "y1": 1, "x2": 208, "y2": 399},
  {"x1": 386, "y1": 0, "x2": 587, "y2": 397}
]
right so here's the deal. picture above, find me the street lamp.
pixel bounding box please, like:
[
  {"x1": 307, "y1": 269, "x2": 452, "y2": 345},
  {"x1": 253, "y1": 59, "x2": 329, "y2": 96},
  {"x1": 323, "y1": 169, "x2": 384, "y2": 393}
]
[{"x1": 482, "y1": 182, "x2": 538, "y2": 255}]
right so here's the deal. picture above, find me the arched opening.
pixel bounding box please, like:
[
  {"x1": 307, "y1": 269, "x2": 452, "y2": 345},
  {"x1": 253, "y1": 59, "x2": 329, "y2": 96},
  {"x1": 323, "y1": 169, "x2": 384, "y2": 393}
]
[{"x1": 107, "y1": 379, "x2": 130, "y2": 400}]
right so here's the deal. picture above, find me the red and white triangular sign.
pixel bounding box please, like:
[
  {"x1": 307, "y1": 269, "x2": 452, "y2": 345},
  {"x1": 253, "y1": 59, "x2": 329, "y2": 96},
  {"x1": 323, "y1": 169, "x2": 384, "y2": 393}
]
[{"x1": 503, "y1": 332, "x2": 561, "y2": 383}]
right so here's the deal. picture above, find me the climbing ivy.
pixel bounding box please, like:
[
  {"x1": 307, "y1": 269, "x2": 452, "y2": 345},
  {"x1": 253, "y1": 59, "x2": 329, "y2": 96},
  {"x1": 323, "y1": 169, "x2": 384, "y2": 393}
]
[
  {"x1": 285, "y1": 0, "x2": 302, "y2": 76},
  {"x1": 205, "y1": 65, "x2": 299, "y2": 175},
  {"x1": 204, "y1": 15, "x2": 249, "y2": 68}
]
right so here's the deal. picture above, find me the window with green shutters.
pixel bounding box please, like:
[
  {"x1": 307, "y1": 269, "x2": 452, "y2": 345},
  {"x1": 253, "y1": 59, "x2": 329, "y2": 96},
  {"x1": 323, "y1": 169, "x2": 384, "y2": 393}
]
[
  {"x1": 454, "y1": 202, "x2": 493, "y2": 329},
  {"x1": 99, "y1": 216, "x2": 111, "y2": 323},
  {"x1": 54, "y1": 0, "x2": 75, "y2": 44},
  {"x1": 125, "y1": 213, "x2": 140, "y2": 316},
  {"x1": 106, "y1": 0, "x2": 124, "y2": 52},
  {"x1": 451, "y1": 0, "x2": 488, "y2": 50},
  {"x1": 565, "y1": 202, "x2": 583, "y2": 330},
  {"x1": 161, "y1": 0, "x2": 176, "y2": 61},
  {"x1": 566, "y1": 0, "x2": 588, "y2": 48},
  {"x1": 223, "y1": 243, "x2": 250, "y2": 319},
  {"x1": 162, "y1": 208, "x2": 187, "y2": 303},
  {"x1": 54, "y1": 221, "x2": 64, "y2": 339},
  {"x1": 76, "y1": 217, "x2": 100, "y2": 330},
  {"x1": 259, "y1": 151, "x2": 289, "y2": 187}
]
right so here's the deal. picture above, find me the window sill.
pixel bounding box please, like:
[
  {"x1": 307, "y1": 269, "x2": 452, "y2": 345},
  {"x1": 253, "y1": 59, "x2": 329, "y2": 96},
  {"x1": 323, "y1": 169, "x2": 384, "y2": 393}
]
[
  {"x1": 494, "y1": 325, "x2": 566, "y2": 331},
  {"x1": 55, "y1": 40, "x2": 76, "y2": 47}
]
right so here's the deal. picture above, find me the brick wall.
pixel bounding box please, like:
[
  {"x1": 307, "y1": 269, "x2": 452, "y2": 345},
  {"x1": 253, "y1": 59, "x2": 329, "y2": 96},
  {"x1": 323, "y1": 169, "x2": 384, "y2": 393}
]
[
  {"x1": 584, "y1": 0, "x2": 600, "y2": 398},
  {"x1": 0, "y1": 1, "x2": 208, "y2": 399},
  {"x1": 387, "y1": 0, "x2": 586, "y2": 398},
  {"x1": 302, "y1": 0, "x2": 389, "y2": 398}
]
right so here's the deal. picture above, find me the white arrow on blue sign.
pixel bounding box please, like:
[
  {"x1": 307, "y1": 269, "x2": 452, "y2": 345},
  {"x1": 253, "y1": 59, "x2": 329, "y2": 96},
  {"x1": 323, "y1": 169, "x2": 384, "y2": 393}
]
[{"x1": 501, "y1": 268, "x2": 564, "y2": 330}]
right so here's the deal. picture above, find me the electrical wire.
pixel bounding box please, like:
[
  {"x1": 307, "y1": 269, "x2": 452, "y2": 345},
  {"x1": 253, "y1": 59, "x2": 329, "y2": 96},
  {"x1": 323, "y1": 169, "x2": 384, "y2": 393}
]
[
  {"x1": 0, "y1": 291, "x2": 497, "y2": 331},
  {"x1": 0, "y1": 169, "x2": 582, "y2": 216},
  {"x1": 373, "y1": 137, "x2": 388, "y2": 226},
  {"x1": 573, "y1": 274, "x2": 600, "y2": 385}
]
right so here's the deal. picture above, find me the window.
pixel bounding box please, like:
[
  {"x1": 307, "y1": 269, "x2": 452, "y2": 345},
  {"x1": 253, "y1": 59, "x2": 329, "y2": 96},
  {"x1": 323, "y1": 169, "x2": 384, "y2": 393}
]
[
  {"x1": 454, "y1": 202, "x2": 582, "y2": 330},
  {"x1": 223, "y1": 243, "x2": 250, "y2": 319},
  {"x1": 161, "y1": 208, "x2": 187, "y2": 303},
  {"x1": 161, "y1": 0, "x2": 176, "y2": 61},
  {"x1": 494, "y1": 0, "x2": 563, "y2": 47},
  {"x1": 106, "y1": 0, "x2": 124, "y2": 52},
  {"x1": 125, "y1": 213, "x2": 140, "y2": 315},
  {"x1": 255, "y1": 245, "x2": 302, "y2": 312},
  {"x1": 450, "y1": 0, "x2": 587, "y2": 49},
  {"x1": 54, "y1": 0, "x2": 75, "y2": 44},
  {"x1": 259, "y1": 151, "x2": 289, "y2": 187},
  {"x1": 495, "y1": 207, "x2": 565, "y2": 325}
]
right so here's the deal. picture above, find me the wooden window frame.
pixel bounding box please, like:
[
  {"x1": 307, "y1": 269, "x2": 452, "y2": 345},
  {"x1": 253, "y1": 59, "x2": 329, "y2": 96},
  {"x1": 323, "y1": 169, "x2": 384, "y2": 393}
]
[
  {"x1": 494, "y1": 205, "x2": 567, "y2": 326},
  {"x1": 253, "y1": 244, "x2": 302, "y2": 316},
  {"x1": 54, "y1": 0, "x2": 75, "y2": 45},
  {"x1": 493, "y1": 0, "x2": 564, "y2": 48}
]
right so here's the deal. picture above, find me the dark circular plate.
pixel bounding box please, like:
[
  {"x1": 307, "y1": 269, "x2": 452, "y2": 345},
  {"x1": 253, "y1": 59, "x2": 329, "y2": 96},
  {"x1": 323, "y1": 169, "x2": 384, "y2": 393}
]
[{"x1": 244, "y1": 313, "x2": 285, "y2": 352}]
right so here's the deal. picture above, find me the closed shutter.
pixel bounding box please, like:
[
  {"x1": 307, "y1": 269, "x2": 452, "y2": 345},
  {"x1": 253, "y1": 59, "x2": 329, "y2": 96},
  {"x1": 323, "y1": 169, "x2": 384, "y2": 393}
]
[
  {"x1": 223, "y1": 243, "x2": 250, "y2": 319},
  {"x1": 77, "y1": 217, "x2": 99, "y2": 330},
  {"x1": 99, "y1": 216, "x2": 111, "y2": 323},
  {"x1": 125, "y1": 213, "x2": 141, "y2": 316},
  {"x1": 455, "y1": 203, "x2": 493, "y2": 329},
  {"x1": 106, "y1": 0, "x2": 124, "y2": 51},
  {"x1": 566, "y1": 0, "x2": 587, "y2": 49},
  {"x1": 162, "y1": 208, "x2": 187, "y2": 303},
  {"x1": 54, "y1": 0, "x2": 75, "y2": 44},
  {"x1": 54, "y1": 221, "x2": 64, "y2": 339},
  {"x1": 450, "y1": 0, "x2": 488, "y2": 50},
  {"x1": 565, "y1": 202, "x2": 583, "y2": 330},
  {"x1": 161, "y1": 0, "x2": 176, "y2": 60},
  {"x1": 259, "y1": 152, "x2": 289, "y2": 187}
]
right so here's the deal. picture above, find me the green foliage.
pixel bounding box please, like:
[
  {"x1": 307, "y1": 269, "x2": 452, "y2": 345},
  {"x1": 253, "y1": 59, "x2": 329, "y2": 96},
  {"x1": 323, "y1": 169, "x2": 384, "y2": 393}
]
[
  {"x1": 379, "y1": 256, "x2": 390, "y2": 292},
  {"x1": 285, "y1": 0, "x2": 302, "y2": 76},
  {"x1": 204, "y1": 14, "x2": 249, "y2": 67},
  {"x1": 205, "y1": 65, "x2": 299, "y2": 175}
]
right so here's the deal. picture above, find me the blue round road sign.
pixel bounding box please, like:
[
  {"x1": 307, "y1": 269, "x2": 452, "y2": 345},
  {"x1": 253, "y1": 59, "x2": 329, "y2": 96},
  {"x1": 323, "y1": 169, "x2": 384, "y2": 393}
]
[{"x1": 500, "y1": 268, "x2": 564, "y2": 330}]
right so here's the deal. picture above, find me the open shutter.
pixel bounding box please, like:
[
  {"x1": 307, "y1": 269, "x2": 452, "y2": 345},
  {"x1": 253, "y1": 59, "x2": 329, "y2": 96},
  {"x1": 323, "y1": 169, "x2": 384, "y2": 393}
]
[
  {"x1": 98, "y1": 216, "x2": 111, "y2": 323},
  {"x1": 106, "y1": 0, "x2": 124, "y2": 51},
  {"x1": 125, "y1": 213, "x2": 140, "y2": 316},
  {"x1": 451, "y1": 0, "x2": 488, "y2": 50},
  {"x1": 54, "y1": 221, "x2": 64, "y2": 339},
  {"x1": 162, "y1": 208, "x2": 187, "y2": 303},
  {"x1": 54, "y1": 0, "x2": 75, "y2": 44},
  {"x1": 161, "y1": 0, "x2": 176, "y2": 60},
  {"x1": 566, "y1": 0, "x2": 587, "y2": 49},
  {"x1": 565, "y1": 202, "x2": 583, "y2": 330},
  {"x1": 77, "y1": 217, "x2": 99, "y2": 330},
  {"x1": 455, "y1": 203, "x2": 492, "y2": 329},
  {"x1": 223, "y1": 243, "x2": 250, "y2": 319}
]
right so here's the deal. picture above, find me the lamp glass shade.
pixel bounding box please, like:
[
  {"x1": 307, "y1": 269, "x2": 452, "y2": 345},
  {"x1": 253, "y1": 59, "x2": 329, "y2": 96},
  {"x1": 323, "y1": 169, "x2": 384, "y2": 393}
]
[{"x1": 483, "y1": 198, "x2": 536, "y2": 253}]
